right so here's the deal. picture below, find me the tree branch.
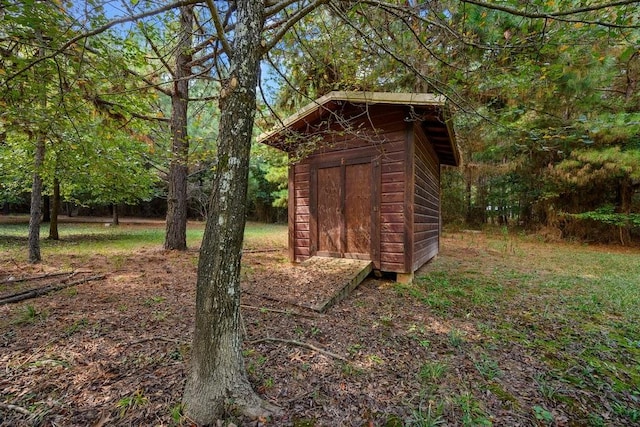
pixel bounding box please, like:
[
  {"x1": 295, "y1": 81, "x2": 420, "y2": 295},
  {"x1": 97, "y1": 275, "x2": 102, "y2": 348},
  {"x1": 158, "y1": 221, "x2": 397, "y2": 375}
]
[
  {"x1": 263, "y1": 0, "x2": 329, "y2": 53},
  {"x1": 0, "y1": 403, "x2": 31, "y2": 417},
  {"x1": 357, "y1": 0, "x2": 640, "y2": 28},
  {"x1": 4, "y1": 0, "x2": 201, "y2": 84},
  {"x1": 0, "y1": 275, "x2": 106, "y2": 305},
  {"x1": 248, "y1": 337, "x2": 348, "y2": 362},
  {"x1": 460, "y1": 0, "x2": 640, "y2": 18},
  {"x1": 0, "y1": 270, "x2": 73, "y2": 285},
  {"x1": 139, "y1": 26, "x2": 177, "y2": 80},
  {"x1": 80, "y1": 44, "x2": 175, "y2": 97},
  {"x1": 457, "y1": 0, "x2": 640, "y2": 28},
  {"x1": 124, "y1": 69, "x2": 173, "y2": 97},
  {"x1": 204, "y1": 0, "x2": 234, "y2": 57},
  {"x1": 264, "y1": 0, "x2": 304, "y2": 18}
]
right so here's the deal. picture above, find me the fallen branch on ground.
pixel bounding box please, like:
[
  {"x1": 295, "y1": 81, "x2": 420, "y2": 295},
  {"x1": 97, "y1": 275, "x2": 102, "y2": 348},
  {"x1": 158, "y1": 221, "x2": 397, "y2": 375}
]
[
  {"x1": 18, "y1": 336, "x2": 60, "y2": 367},
  {"x1": 241, "y1": 304, "x2": 318, "y2": 318},
  {"x1": 242, "y1": 248, "x2": 282, "y2": 254},
  {"x1": 128, "y1": 337, "x2": 183, "y2": 346},
  {"x1": 0, "y1": 402, "x2": 32, "y2": 416},
  {"x1": 248, "y1": 337, "x2": 348, "y2": 362},
  {"x1": 0, "y1": 275, "x2": 106, "y2": 305},
  {"x1": 0, "y1": 270, "x2": 74, "y2": 285}
]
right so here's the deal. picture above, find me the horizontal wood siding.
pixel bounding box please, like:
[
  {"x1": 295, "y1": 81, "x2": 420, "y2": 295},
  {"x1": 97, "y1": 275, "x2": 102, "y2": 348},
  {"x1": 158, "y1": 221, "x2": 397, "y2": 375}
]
[
  {"x1": 413, "y1": 125, "x2": 441, "y2": 271},
  {"x1": 293, "y1": 163, "x2": 311, "y2": 261}
]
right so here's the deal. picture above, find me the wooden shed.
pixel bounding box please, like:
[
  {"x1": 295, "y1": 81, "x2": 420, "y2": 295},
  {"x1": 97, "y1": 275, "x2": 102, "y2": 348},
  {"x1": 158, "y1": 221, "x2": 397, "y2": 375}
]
[{"x1": 258, "y1": 91, "x2": 459, "y2": 281}]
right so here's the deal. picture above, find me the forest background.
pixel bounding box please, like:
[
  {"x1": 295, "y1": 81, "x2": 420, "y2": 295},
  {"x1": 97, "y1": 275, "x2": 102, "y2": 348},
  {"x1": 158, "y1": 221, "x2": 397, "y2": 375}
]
[{"x1": 1, "y1": 0, "x2": 639, "y2": 254}]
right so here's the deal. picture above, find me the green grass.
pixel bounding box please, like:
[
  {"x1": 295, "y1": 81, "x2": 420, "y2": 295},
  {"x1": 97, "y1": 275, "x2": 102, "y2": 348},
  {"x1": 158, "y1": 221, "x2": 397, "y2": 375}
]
[
  {"x1": 242, "y1": 221, "x2": 289, "y2": 249},
  {"x1": 0, "y1": 220, "x2": 287, "y2": 258},
  {"x1": 419, "y1": 360, "x2": 448, "y2": 383},
  {"x1": 412, "y1": 232, "x2": 640, "y2": 424}
]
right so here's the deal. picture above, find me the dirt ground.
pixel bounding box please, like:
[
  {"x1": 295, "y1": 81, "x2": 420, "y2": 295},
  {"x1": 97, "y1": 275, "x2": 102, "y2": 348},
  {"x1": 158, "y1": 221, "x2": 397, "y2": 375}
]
[{"x1": 0, "y1": 226, "x2": 636, "y2": 426}]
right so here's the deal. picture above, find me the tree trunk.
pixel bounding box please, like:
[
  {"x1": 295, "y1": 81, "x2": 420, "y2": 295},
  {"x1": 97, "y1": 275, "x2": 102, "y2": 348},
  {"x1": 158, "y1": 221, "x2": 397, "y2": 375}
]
[
  {"x1": 28, "y1": 134, "x2": 45, "y2": 263},
  {"x1": 42, "y1": 195, "x2": 51, "y2": 223},
  {"x1": 617, "y1": 178, "x2": 633, "y2": 245},
  {"x1": 49, "y1": 177, "x2": 59, "y2": 240},
  {"x1": 112, "y1": 204, "x2": 119, "y2": 226},
  {"x1": 182, "y1": 1, "x2": 277, "y2": 423},
  {"x1": 164, "y1": 5, "x2": 193, "y2": 251}
]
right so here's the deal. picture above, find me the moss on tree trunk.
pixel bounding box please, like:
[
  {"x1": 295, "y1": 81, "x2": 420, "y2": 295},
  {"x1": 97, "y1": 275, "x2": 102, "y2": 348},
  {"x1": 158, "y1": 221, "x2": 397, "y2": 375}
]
[
  {"x1": 164, "y1": 4, "x2": 193, "y2": 251},
  {"x1": 182, "y1": 0, "x2": 278, "y2": 423},
  {"x1": 28, "y1": 134, "x2": 45, "y2": 263}
]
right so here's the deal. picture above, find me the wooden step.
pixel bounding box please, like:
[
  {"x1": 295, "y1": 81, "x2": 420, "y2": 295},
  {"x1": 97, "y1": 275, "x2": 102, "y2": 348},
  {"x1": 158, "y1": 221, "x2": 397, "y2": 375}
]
[{"x1": 300, "y1": 257, "x2": 373, "y2": 312}]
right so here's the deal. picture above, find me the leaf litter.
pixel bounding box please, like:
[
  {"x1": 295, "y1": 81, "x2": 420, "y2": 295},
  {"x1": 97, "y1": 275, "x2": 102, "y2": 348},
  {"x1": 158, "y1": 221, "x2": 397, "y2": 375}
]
[{"x1": 0, "y1": 231, "x2": 638, "y2": 426}]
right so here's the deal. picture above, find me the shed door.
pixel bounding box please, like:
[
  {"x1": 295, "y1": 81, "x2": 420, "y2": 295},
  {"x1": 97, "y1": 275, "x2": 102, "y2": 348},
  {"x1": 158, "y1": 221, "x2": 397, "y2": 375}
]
[
  {"x1": 317, "y1": 166, "x2": 342, "y2": 255},
  {"x1": 344, "y1": 163, "x2": 371, "y2": 256},
  {"x1": 315, "y1": 162, "x2": 373, "y2": 259}
]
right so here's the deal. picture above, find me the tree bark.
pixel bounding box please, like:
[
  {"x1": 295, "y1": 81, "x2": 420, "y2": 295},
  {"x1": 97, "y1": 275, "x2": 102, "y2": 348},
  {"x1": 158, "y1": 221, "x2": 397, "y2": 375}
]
[
  {"x1": 49, "y1": 177, "x2": 59, "y2": 240},
  {"x1": 182, "y1": 1, "x2": 277, "y2": 423},
  {"x1": 112, "y1": 203, "x2": 119, "y2": 226},
  {"x1": 164, "y1": 4, "x2": 193, "y2": 251},
  {"x1": 617, "y1": 177, "x2": 633, "y2": 245},
  {"x1": 42, "y1": 195, "x2": 51, "y2": 223},
  {"x1": 28, "y1": 134, "x2": 45, "y2": 263},
  {"x1": 29, "y1": 31, "x2": 47, "y2": 263}
]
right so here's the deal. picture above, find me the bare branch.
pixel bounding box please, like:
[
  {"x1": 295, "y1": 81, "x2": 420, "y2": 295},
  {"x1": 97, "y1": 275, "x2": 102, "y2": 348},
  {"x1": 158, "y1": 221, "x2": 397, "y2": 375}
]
[
  {"x1": 186, "y1": 47, "x2": 223, "y2": 68},
  {"x1": 355, "y1": 0, "x2": 640, "y2": 28},
  {"x1": 80, "y1": 43, "x2": 175, "y2": 97},
  {"x1": 4, "y1": 0, "x2": 201, "y2": 84},
  {"x1": 120, "y1": 1, "x2": 179, "y2": 79},
  {"x1": 264, "y1": 0, "x2": 303, "y2": 18},
  {"x1": 0, "y1": 403, "x2": 31, "y2": 417},
  {"x1": 187, "y1": 95, "x2": 220, "y2": 102},
  {"x1": 88, "y1": 94, "x2": 170, "y2": 123},
  {"x1": 460, "y1": 0, "x2": 640, "y2": 18},
  {"x1": 204, "y1": 0, "x2": 233, "y2": 57},
  {"x1": 329, "y1": 3, "x2": 488, "y2": 121},
  {"x1": 124, "y1": 69, "x2": 173, "y2": 97},
  {"x1": 458, "y1": 0, "x2": 640, "y2": 28},
  {"x1": 140, "y1": 27, "x2": 177, "y2": 80},
  {"x1": 263, "y1": 0, "x2": 329, "y2": 53},
  {"x1": 248, "y1": 337, "x2": 349, "y2": 362}
]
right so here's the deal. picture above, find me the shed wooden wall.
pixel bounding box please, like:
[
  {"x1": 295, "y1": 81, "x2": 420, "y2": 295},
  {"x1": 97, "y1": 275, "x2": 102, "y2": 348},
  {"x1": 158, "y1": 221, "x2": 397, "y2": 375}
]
[
  {"x1": 412, "y1": 123, "x2": 441, "y2": 271},
  {"x1": 290, "y1": 163, "x2": 311, "y2": 262},
  {"x1": 288, "y1": 104, "x2": 442, "y2": 273}
]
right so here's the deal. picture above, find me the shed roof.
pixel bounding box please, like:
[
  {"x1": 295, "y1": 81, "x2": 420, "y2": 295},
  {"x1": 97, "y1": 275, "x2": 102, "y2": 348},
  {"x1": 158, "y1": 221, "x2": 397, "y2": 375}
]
[{"x1": 257, "y1": 91, "x2": 460, "y2": 166}]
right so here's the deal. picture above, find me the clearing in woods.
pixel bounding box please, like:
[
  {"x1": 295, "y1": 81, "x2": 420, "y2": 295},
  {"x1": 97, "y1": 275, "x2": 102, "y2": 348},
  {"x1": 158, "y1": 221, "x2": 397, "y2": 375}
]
[{"x1": 0, "y1": 217, "x2": 639, "y2": 426}]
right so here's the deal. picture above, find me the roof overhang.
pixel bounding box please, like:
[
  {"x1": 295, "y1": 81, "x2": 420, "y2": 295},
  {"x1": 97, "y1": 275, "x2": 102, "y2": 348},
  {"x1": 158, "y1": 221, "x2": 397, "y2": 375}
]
[{"x1": 258, "y1": 91, "x2": 460, "y2": 166}]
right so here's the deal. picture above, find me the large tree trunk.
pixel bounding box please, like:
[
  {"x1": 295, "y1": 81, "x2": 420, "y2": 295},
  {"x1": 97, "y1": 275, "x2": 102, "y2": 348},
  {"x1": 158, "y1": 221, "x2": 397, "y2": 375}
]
[
  {"x1": 164, "y1": 5, "x2": 193, "y2": 251},
  {"x1": 49, "y1": 177, "x2": 60, "y2": 240},
  {"x1": 182, "y1": 1, "x2": 277, "y2": 423},
  {"x1": 28, "y1": 134, "x2": 45, "y2": 263}
]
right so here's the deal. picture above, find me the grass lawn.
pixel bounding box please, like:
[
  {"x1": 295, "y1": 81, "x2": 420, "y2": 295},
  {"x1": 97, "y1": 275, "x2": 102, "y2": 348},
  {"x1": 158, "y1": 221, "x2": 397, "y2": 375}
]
[
  {"x1": 0, "y1": 221, "x2": 638, "y2": 426},
  {"x1": 0, "y1": 219, "x2": 286, "y2": 256},
  {"x1": 406, "y1": 230, "x2": 640, "y2": 426}
]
